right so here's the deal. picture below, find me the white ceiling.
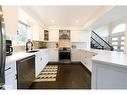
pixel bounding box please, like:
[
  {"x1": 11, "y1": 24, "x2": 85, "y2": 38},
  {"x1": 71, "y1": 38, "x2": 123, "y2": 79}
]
[
  {"x1": 24, "y1": 6, "x2": 106, "y2": 28},
  {"x1": 91, "y1": 6, "x2": 127, "y2": 29}
]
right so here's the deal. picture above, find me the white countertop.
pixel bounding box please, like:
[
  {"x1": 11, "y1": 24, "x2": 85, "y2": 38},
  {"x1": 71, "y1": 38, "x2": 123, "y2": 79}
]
[
  {"x1": 6, "y1": 49, "x2": 48, "y2": 66},
  {"x1": 77, "y1": 48, "x2": 127, "y2": 69},
  {"x1": 6, "y1": 47, "x2": 127, "y2": 69}
]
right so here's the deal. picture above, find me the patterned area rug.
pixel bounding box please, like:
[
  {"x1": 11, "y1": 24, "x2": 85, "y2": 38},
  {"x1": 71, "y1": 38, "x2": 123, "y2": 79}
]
[{"x1": 35, "y1": 65, "x2": 58, "y2": 82}]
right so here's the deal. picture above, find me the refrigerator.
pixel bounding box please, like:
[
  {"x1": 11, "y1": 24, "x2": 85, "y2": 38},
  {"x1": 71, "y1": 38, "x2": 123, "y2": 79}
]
[{"x1": 0, "y1": 6, "x2": 6, "y2": 89}]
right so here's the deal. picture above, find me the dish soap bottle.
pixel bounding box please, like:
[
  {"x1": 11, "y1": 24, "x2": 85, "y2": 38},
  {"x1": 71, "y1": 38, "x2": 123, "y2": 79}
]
[{"x1": 26, "y1": 39, "x2": 33, "y2": 51}]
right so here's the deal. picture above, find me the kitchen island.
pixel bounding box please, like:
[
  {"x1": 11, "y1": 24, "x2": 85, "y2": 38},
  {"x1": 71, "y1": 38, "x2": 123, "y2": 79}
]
[
  {"x1": 71, "y1": 48, "x2": 127, "y2": 89},
  {"x1": 90, "y1": 49, "x2": 127, "y2": 89}
]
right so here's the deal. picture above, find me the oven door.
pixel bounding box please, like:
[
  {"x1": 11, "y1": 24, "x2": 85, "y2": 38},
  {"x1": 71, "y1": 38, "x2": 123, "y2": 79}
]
[{"x1": 59, "y1": 50, "x2": 71, "y2": 63}]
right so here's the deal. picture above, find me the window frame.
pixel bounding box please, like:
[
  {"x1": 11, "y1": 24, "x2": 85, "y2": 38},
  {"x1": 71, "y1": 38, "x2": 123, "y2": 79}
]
[{"x1": 12, "y1": 21, "x2": 29, "y2": 46}]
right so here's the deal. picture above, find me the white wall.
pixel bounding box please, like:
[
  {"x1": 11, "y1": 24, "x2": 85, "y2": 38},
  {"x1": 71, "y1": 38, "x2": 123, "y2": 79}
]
[
  {"x1": 93, "y1": 17, "x2": 126, "y2": 43},
  {"x1": 2, "y1": 6, "x2": 18, "y2": 40},
  {"x1": 19, "y1": 8, "x2": 45, "y2": 41},
  {"x1": 94, "y1": 25, "x2": 109, "y2": 38},
  {"x1": 49, "y1": 29, "x2": 59, "y2": 42},
  {"x1": 109, "y1": 17, "x2": 125, "y2": 34}
]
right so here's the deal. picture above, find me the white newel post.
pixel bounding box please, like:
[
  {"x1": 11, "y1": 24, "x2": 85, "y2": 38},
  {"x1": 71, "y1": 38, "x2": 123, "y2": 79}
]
[{"x1": 124, "y1": 17, "x2": 127, "y2": 53}]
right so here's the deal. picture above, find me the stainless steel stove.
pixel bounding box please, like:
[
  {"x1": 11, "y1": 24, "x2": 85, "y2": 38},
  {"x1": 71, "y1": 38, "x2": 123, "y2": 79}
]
[{"x1": 59, "y1": 47, "x2": 71, "y2": 63}]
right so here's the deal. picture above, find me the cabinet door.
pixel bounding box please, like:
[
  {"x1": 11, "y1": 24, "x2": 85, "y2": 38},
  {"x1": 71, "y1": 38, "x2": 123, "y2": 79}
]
[
  {"x1": 35, "y1": 50, "x2": 49, "y2": 77},
  {"x1": 35, "y1": 53, "x2": 42, "y2": 77},
  {"x1": 41, "y1": 50, "x2": 48, "y2": 68},
  {"x1": 80, "y1": 50, "x2": 94, "y2": 72},
  {"x1": 79, "y1": 31, "x2": 85, "y2": 42},
  {"x1": 92, "y1": 62, "x2": 127, "y2": 89},
  {"x1": 5, "y1": 62, "x2": 17, "y2": 89},
  {"x1": 5, "y1": 72, "x2": 16, "y2": 89},
  {"x1": 48, "y1": 49, "x2": 58, "y2": 62},
  {"x1": 71, "y1": 31, "x2": 80, "y2": 42},
  {"x1": 71, "y1": 49, "x2": 81, "y2": 61},
  {"x1": 39, "y1": 27, "x2": 44, "y2": 41},
  {"x1": 80, "y1": 31, "x2": 90, "y2": 42},
  {"x1": 49, "y1": 29, "x2": 59, "y2": 42}
]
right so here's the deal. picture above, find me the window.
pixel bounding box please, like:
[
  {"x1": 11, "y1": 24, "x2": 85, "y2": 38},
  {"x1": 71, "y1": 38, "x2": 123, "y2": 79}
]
[
  {"x1": 112, "y1": 23, "x2": 125, "y2": 34},
  {"x1": 121, "y1": 36, "x2": 125, "y2": 40},
  {"x1": 113, "y1": 46, "x2": 117, "y2": 50},
  {"x1": 121, "y1": 41, "x2": 124, "y2": 45},
  {"x1": 111, "y1": 23, "x2": 125, "y2": 52},
  {"x1": 121, "y1": 46, "x2": 124, "y2": 50},
  {"x1": 12, "y1": 21, "x2": 28, "y2": 46},
  {"x1": 112, "y1": 42, "x2": 118, "y2": 45},
  {"x1": 112, "y1": 37, "x2": 118, "y2": 41},
  {"x1": 111, "y1": 36, "x2": 125, "y2": 51}
]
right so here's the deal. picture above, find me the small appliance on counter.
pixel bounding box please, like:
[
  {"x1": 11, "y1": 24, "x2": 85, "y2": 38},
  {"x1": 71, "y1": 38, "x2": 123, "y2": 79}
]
[
  {"x1": 26, "y1": 39, "x2": 33, "y2": 51},
  {"x1": 6, "y1": 40, "x2": 13, "y2": 56}
]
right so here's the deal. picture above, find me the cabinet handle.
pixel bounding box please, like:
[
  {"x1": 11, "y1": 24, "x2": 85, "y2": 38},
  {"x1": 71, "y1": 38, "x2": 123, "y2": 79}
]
[
  {"x1": 15, "y1": 74, "x2": 17, "y2": 79},
  {"x1": 40, "y1": 58, "x2": 42, "y2": 61},
  {"x1": 5, "y1": 67, "x2": 11, "y2": 71}
]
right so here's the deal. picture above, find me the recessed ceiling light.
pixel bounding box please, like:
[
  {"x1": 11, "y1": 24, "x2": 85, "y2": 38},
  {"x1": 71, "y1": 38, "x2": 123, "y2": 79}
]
[{"x1": 75, "y1": 20, "x2": 79, "y2": 23}]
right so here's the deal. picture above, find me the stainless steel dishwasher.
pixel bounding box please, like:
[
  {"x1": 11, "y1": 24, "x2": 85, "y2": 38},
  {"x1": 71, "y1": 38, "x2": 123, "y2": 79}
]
[{"x1": 16, "y1": 55, "x2": 35, "y2": 89}]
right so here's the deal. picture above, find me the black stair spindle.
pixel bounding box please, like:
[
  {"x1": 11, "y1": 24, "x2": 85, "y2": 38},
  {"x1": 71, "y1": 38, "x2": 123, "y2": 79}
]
[{"x1": 91, "y1": 30, "x2": 114, "y2": 51}]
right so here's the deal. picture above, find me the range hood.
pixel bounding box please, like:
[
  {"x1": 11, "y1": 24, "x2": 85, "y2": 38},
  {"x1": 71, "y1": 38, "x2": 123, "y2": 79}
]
[{"x1": 59, "y1": 30, "x2": 71, "y2": 48}]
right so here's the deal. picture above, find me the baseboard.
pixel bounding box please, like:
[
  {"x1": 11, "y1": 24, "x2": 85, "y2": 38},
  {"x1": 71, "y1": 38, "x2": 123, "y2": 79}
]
[
  {"x1": 71, "y1": 61, "x2": 81, "y2": 64},
  {"x1": 48, "y1": 61, "x2": 59, "y2": 65}
]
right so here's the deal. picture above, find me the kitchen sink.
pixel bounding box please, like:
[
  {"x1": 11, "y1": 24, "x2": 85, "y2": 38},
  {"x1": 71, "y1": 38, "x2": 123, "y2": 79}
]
[{"x1": 26, "y1": 50, "x2": 39, "y2": 53}]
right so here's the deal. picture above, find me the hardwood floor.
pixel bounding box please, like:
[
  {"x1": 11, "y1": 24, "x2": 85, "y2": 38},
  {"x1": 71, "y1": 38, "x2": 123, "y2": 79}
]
[{"x1": 29, "y1": 62, "x2": 91, "y2": 89}]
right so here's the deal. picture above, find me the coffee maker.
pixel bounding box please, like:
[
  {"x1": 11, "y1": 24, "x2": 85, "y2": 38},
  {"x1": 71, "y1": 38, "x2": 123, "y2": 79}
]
[{"x1": 6, "y1": 40, "x2": 13, "y2": 56}]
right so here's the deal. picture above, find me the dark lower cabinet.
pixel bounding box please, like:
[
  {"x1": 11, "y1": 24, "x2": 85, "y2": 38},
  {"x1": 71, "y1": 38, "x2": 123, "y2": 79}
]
[{"x1": 16, "y1": 55, "x2": 35, "y2": 89}]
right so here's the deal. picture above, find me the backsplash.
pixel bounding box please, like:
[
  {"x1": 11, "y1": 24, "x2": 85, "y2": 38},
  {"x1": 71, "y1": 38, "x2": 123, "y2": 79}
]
[
  {"x1": 72, "y1": 42, "x2": 89, "y2": 49},
  {"x1": 32, "y1": 41, "x2": 47, "y2": 49},
  {"x1": 13, "y1": 46, "x2": 26, "y2": 52},
  {"x1": 13, "y1": 41, "x2": 48, "y2": 52},
  {"x1": 47, "y1": 42, "x2": 58, "y2": 48},
  {"x1": 12, "y1": 42, "x2": 89, "y2": 53},
  {"x1": 59, "y1": 40, "x2": 71, "y2": 48}
]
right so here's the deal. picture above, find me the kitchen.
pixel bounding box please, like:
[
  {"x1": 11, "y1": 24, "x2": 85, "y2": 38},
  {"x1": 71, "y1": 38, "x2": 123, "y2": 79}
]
[{"x1": 1, "y1": 5, "x2": 127, "y2": 90}]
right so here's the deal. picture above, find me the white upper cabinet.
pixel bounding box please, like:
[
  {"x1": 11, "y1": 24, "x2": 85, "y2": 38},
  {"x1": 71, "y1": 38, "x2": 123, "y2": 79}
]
[
  {"x1": 71, "y1": 30, "x2": 90, "y2": 42},
  {"x1": 71, "y1": 30, "x2": 80, "y2": 42},
  {"x1": 49, "y1": 29, "x2": 59, "y2": 42},
  {"x1": 71, "y1": 30, "x2": 87, "y2": 42},
  {"x1": 79, "y1": 31, "x2": 87, "y2": 42},
  {"x1": 39, "y1": 26, "x2": 44, "y2": 41},
  {"x1": 28, "y1": 23, "x2": 45, "y2": 41},
  {"x1": 32, "y1": 24, "x2": 40, "y2": 41}
]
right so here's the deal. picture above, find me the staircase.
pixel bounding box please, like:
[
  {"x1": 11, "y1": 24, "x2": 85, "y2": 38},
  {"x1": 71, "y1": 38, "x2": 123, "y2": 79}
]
[{"x1": 91, "y1": 31, "x2": 114, "y2": 51}]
